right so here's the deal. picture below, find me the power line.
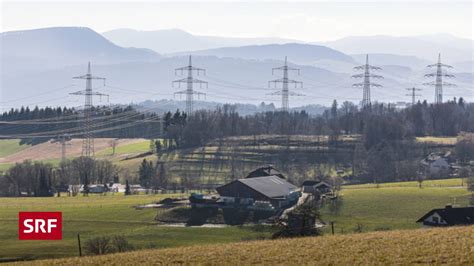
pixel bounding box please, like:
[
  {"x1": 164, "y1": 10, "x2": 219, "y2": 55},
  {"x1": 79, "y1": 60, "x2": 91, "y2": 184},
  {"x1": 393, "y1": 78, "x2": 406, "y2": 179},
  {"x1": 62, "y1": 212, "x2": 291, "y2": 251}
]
[
  {"x1": 423, "y1": 53, "x2": 455, "y2": 104},
  {"x1": 351, "y1": 54, "x2": 383, "y2": 107},
  {"x1": 268, "y1": 56, "x2": 304, "y2": 112},
  {"x1": 70, "y1": 62, "x2": 108, "y2": 157},
  {"x1": 0, "y1": 116, "x2": 160, "y2": 139},
  {"x1": 173, "y1": 55, "x2": 208, "y2": 114}
]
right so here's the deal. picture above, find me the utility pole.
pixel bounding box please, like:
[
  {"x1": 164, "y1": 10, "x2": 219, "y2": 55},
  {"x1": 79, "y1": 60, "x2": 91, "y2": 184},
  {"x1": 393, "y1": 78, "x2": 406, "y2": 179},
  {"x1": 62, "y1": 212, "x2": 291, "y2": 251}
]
[
  {"x1": 423, "y1": 53, "x2": 455, "y2": 104},
  {"x1": 173, "y1": 55, "x2": 208, "y2": 114},
  {"x1": 405, "y1": 87, "x2": 422, "y2": 105},
  {"x1": 70, "y1": 62, "x2": 108, "y2": 157},
  {"x1": 352, "y1": 55, "x2": 383, "y2": 107},
  {"x1": 268, "y1": 56, "x2": 304, "y2": 111},
  {"x1": 51, "y1": 134, "x2": 72, "y2": 161}
]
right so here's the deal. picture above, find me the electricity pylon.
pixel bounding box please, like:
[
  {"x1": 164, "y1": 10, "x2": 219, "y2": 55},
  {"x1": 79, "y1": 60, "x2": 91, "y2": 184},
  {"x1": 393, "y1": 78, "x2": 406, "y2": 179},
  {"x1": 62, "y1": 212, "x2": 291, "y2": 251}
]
[
  {"x1": 406, "y1": 87, "x2": 422, "y2": 105},
  {"x1": 268, "y1": 56, "x2": 304, "y2": 111},
  {"x1": 51, "y1": 134, "x2": 72, "y2": 161},
  {"x1": 423, "y1": 53, "x2": 455, "y2": 104},
  {"x1": 173, "y1": 55, "x2": 208, "y2": 114},
  {"x1": 352, "y1": 54, "x2": 383, "y2": 107},
  {"x1": 70, "y1": 62, "x2": 108, "y2": 157}
]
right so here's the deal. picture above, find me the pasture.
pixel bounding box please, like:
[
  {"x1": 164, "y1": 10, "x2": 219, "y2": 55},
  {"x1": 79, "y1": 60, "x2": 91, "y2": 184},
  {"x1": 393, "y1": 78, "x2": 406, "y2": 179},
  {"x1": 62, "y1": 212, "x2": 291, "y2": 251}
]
[
  {"x1": 0, "y1": 194, "x2": 269, "y2": 261},
  {"x1": 0, "y1": 178, "x2": 470, "y2": 261},
  {"x1": 320, "y1": 179, "x2": 470, "y2": 233}
]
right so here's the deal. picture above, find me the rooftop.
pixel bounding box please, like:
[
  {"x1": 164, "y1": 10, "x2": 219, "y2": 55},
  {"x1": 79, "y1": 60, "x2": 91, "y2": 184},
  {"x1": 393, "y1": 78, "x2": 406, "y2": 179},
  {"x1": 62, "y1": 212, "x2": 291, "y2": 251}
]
[
  {"x1": 237, "y1": 175, "x2": 298, "y2": 198},
  {"x1": 417, "y1": 206, "x2": 474, "y2": 225}
]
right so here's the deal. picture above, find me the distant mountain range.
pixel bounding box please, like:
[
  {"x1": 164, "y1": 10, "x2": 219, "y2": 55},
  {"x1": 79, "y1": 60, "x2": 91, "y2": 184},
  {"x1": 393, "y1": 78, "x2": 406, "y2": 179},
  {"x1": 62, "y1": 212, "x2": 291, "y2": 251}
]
[
  {"x1": 103, "y1": 28, "x2": 473, "y2": 63},
  {"x1": 1, "y1": 27, "x2": 161, "y2": 78},
  {"x1": 321, "y1": 34, "x2": 474, "y2": 63},
  {"x1": 103, "y1": 28, "x2": 298, "y2": 54},
  {"x1": 1, "y1": 27, "x2": 472, "y2": 111},
  {"x1": 174, "y1": 43, "x2": 354, "y2": 65}
]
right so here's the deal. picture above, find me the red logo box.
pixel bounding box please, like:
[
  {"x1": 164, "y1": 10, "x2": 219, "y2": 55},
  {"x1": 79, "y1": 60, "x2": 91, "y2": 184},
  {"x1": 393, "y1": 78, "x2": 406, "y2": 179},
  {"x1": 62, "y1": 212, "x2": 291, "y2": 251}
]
[{"x1": 19, "y1": 212, "x2": 62, "y2": 240}]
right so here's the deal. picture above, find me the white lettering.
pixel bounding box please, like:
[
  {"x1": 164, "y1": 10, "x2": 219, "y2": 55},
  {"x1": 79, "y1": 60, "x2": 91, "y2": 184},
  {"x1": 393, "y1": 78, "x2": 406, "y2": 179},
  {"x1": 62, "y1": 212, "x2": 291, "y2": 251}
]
[
  {"x1": 36, "y1": 219, "x2": 46, "y2": 233},
  {"x1": 23, "y1": 219, "x2": 34, "y2": 233},
  {"x1": 47, "y1": 219, "x2": 57, "y2": 233}
]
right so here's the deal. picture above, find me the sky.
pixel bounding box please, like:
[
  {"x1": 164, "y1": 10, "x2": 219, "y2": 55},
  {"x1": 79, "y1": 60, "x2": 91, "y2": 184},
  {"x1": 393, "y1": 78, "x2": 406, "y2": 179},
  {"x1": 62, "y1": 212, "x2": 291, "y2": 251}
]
[{"x1": 1, "y1": 0, "x2": 472, "y2": 41}]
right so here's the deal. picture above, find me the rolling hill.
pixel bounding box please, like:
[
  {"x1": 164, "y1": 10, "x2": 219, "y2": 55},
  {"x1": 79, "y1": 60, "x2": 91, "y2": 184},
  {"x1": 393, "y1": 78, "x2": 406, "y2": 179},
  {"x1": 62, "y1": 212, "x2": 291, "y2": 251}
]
[
  {"x1": 1, "y1": 27, "x2": 473, "y2": 110},
  {"x1": 174, "y1": 43, "x2": 354, "y2": 65},
  {"x1": 0, "y1": 27, "x2": 161, "y2": 79},
  {"x1": 102, "y1": 28, "x2": 299, "y2": 54},
  {"x1": 322, "y1": 34, "x2": 473, "y2": 62},
  {"x1": 15, "y1": 226, "x2": 474, "y2": 265}
]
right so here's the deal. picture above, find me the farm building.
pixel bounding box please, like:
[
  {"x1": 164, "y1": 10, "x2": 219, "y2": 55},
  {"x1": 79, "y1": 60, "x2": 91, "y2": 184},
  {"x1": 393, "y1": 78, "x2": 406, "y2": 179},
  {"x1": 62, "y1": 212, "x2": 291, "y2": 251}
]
[
  {"x1": 245, "y1": 165, "x2": 286, "y2": 179},
  {"x1": 301, "y1": 180, "x2": 332, "y2": 194},
  {"x1": 416, "y1": 205, "x2": 474, "y2": 226},
  {"x1": 420, "y1": 152, "x2": 454, "y2": 177},
  {"x1": 216, "y1": 175, "x2": 300, "y2": 209}
]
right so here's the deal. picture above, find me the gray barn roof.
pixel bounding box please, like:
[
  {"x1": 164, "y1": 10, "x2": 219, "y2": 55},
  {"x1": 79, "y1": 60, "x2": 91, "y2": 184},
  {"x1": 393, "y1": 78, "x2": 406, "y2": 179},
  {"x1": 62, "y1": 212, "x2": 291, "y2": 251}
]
[{"x1": 238, "y1": 175, "x2": 298, "y2": 198}]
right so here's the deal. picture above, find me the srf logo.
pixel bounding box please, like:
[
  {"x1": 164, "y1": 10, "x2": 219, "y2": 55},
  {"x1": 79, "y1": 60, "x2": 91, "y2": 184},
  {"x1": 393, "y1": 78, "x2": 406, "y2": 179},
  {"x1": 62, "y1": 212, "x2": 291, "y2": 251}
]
[{"x1": 19, "y1": 212, "x2": 62, "y2": 240}]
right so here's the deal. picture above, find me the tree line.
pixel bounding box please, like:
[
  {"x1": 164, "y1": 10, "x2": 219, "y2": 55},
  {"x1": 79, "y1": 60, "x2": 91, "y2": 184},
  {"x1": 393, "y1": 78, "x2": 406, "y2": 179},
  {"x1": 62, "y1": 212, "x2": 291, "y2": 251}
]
[
  {"x1": 0, "y1": 105, "x2": 161, "y2": 144},
  {"x1": 162, "y1": 99, "x2": 473, "y2": 149},
  {"x1": 0, "y1": 157, "x2": 118, "y2": 197}
]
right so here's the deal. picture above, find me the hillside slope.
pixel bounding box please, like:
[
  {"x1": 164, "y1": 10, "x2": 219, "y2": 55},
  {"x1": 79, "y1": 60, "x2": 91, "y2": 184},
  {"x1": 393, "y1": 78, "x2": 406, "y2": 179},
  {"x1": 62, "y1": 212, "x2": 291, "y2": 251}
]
[
  {"x1": 102, "y1": 28, "x2": 298, "y2": 54},
  {"x1": 1, "y1": 27, "x2": 160, "y2": 78},
  {"x1": 176, "y1": 43, "x2": 355, "y2": 65},
  {"x1": 20, "y1": 226, "x2": 474, "y2": 265}
]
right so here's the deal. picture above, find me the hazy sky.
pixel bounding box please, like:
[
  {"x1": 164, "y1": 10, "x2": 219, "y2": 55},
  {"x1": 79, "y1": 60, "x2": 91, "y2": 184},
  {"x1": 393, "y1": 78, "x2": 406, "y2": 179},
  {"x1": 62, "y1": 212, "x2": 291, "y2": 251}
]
[{"x1": 1, "y1": 0, "x2": 472, "y2": 41}]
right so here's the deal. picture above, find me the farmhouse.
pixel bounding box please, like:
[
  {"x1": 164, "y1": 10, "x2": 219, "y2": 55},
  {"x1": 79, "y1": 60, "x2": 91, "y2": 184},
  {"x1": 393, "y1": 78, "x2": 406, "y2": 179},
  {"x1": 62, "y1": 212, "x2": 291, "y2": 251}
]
[
  {"x1": 416, "y1": 205, "x2": 474, "y2": 226},
  {"x1": 216, "y1": 175, "x2": 300, "y2": 209},
  {"x1": 301, "y1": 180, "x2": 332, "y2": 194},
  {"x1": 420, "y1": 152, "x2": 454, "y2": 177},
  {"x1": 245, "y1": 165, "x2": 286, "y2": 179}
]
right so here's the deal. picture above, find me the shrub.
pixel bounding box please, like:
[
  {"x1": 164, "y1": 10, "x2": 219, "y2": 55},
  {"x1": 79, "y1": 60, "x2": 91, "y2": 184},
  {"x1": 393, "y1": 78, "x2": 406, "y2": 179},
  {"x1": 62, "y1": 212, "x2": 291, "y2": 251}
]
[
  {"x1": 111, "y1": 235, "x2": 134, "y2": 253},
  {"x1": 85, "y1": 236, "x2": 112, "y2": 255},
  {"x1": 85, "y1": 235, "x2": 133, "y2": 255}
]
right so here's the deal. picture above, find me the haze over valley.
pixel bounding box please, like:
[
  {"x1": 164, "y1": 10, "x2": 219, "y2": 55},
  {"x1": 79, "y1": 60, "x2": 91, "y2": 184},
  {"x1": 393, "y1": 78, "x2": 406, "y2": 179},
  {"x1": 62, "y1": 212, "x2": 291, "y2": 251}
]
[{"x1": 1, "y1": 27, "x2": 472, "y2": 112}]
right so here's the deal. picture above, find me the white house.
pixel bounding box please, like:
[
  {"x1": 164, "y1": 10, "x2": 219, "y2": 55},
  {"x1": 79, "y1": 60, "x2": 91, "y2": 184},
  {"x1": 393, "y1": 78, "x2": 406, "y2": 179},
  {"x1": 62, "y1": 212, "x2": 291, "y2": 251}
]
[{"x1": 417, "y1": 205, "x2": 474, "y2": 226}]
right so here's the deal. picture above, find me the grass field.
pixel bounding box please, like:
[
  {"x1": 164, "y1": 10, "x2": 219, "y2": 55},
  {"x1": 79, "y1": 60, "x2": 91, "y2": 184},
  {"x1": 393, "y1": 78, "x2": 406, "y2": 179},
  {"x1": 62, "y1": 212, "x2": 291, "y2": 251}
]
[
  {"x1": 0, "y1": 178, "x2": 470, "y2": 262},
  {"x1": 0, "y1": 140, "x2": 31, "y2": 158},
  {"x1": 320, "y1": 183, "x2": 470, "y2": 234},
  {"x1": 0, "y1": 194, "x2": 270, "y2": 261},
  {"x1": 0, "y1": 140, "x2": 31, "y2": 171},
  {"x1": 15, "y1": 226, "x2": 474, "y2": 265},
  {"x1": 96, "y1": 140, "x2": 151, "y2": 157},
  {"x1": 416, "y1": 136, "x2": 458, "y2": 145},
  {"x1": 344, "y1": 178, "x2": 465, "y2": 189}
]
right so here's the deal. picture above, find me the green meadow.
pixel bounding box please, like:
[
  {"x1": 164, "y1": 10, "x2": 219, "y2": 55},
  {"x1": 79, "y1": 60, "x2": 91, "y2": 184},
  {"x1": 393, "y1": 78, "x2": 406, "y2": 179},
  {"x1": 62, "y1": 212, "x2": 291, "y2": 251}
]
[
  {"x1": 0, "y1": 178, "x2": 470, "y2": 261},
  {"x1": 320, "y1": 181, "x2": 470, "y2": 234}
]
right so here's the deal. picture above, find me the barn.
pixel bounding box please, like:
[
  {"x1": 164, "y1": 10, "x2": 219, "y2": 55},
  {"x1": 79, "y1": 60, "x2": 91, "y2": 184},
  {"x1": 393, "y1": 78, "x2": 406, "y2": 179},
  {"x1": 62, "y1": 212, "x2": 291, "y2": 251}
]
[
  {"x1": 301, "y1": 180, "x2": 332, "y2": 194},
  {"x1": 245, "y1": 165, "x2": 286, "y2": 179},
  {"x1": 216, "y1": 175, "x2": 300, "y2": 209}
]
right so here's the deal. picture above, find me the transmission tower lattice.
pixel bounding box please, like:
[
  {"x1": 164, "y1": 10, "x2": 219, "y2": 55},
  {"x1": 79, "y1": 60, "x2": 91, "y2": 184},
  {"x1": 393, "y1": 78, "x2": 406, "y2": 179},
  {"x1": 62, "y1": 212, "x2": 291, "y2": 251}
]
[
  {"x1": 405, "y1": 87, "x2": 422, "y2": 105},
  {"x1": 70, "y1": 62, "x2": 108, "y2": 157},
  {"x1": 51, "y1": 134, "x2": 72, "y2": 161},
  {"x1": 173, "y1": 55, "x2": 208, "y2": 114},
  {"x1": 268, "y1": 56, "x2": 304, "y2": 111},
  {"x1": 423, "y1": 53, "x2": 455, "y2": 104},
  {"x1": 352, "y1": 54, "x2": 383, "y2": 107}
]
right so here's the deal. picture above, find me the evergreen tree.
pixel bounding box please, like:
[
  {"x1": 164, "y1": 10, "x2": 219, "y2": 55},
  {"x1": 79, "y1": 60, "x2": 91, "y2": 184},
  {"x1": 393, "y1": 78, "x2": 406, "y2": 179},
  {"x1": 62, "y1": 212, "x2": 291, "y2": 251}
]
[
  {"x1": 138, "y1": 159, "x2": 154, "y2": 188},
  {"x1": 124, "y1": 179, "x2": 131, "y2": 196}
]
